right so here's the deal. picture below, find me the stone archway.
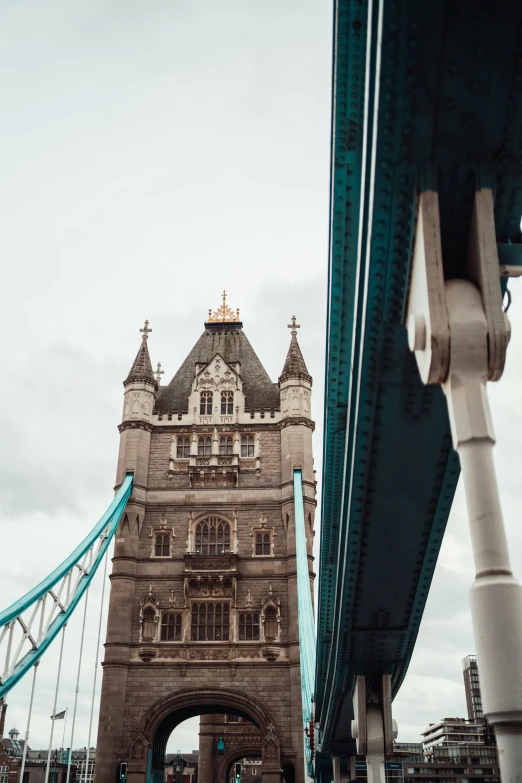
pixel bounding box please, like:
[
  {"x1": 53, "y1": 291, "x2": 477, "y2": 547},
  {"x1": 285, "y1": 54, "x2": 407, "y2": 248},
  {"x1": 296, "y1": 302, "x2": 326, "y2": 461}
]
[
  {"x1": 127, "y1": 687, "x2": 281, "y2": 783},
  {"x1": 217, "y1": 745, "x2": 262, "y2": 783}
]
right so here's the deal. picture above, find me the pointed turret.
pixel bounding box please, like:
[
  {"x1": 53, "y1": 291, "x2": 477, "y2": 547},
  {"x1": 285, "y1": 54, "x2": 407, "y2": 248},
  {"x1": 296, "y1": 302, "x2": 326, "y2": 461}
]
[
  {"x1": 279, "y1": 316, "x2": 312, "y2": 384},
  {"x1": 124, "y1": 320, "x2": 156, "y2": 387},
  {"x1": 119, "y1": 321, "x2": 157, "y2": 463},
  {"x1": 279, "y1": 316, "x2": 312, "y2": 420}
]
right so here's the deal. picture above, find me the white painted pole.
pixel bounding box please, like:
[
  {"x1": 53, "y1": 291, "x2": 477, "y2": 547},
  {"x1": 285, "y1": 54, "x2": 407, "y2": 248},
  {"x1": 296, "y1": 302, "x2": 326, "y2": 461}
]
[
  {"x1": 45, "y1": 626, "x2": 67, "y2": 783},
  {"x1": 443, "y1": 281, "x2": 522, "y2": 782},
  {"x1": 66, "y1": 589, "x2": 90, "y2": 783},
  {"x1": 19, "y1": 663, "x2": 39, "y2": 783},
  {"x1": 332, "y1": 757, "x2": 340, "y2": 783},
  {"x1": 365, "y1": 708, "x2": 385, "y2": 783},
  {"x1": 85, "y1": 549, "x2": 110, "y2": 783}
]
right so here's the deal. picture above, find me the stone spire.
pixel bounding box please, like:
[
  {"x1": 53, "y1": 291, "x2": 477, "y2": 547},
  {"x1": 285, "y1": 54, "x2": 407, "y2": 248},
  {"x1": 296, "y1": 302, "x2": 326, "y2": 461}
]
[
  {"x1": 279, "y1": 316, "x2": 312, "y2": 384},
  {"x1": 124, "y1": 320, "x2": 156, "y2": 387}
]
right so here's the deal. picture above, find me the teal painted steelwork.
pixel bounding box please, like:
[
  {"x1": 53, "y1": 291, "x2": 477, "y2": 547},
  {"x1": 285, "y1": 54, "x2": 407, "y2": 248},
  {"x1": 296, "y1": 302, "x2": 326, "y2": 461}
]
[
  {"x1": 146, "y1": 748, "x2": 153, "y2": 783},
  {"x1": 294, "y1": 470, "x2": 316, "y2": 777},
  {"x1": 0, "y1": 474, "x2": 133, "y2": 697},
  {"x1": 316, "y1": 0, "x2": 522, "y2": 759}
]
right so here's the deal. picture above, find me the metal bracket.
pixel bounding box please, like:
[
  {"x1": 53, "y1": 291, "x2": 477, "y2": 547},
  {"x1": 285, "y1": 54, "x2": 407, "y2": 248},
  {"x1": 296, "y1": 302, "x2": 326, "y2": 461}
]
[
  {"x1": 350, "y1": 675, "x2": 397, "y2": 783},
  {"x1": 406, "y1": 188, "x2": 510, "y2": 385},
  {"x1": 405, "y1": 187, "x2": 522, "y2": 782}
]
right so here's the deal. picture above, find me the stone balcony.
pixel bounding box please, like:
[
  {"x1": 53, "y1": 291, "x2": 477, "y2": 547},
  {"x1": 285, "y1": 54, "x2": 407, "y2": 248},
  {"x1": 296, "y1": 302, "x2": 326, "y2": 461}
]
[
  {"x1": 169, "y1": 454, "x2": 240, "y2": 486},
  {"x1": 183, "y1": 552, "x2": 238, "y2": 573}
]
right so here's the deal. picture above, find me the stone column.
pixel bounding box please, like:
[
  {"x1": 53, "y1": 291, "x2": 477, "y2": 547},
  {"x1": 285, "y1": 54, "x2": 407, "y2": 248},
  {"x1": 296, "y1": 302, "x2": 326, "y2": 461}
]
[{"x1": 198, "y1": 715, "x2": 216, "y2": 783}]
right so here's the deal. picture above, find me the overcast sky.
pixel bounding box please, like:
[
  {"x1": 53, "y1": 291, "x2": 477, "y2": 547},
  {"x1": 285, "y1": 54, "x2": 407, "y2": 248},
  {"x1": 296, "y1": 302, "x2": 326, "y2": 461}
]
[{"x1": 2, "y1": 0, "x2": 522, "y2": 760}]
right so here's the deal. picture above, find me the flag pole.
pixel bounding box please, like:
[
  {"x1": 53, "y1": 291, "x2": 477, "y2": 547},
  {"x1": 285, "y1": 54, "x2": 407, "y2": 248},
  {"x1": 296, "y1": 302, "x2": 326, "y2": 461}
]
[{"x1": 61, "y1": 709, "x2": 68, "y2": 753}]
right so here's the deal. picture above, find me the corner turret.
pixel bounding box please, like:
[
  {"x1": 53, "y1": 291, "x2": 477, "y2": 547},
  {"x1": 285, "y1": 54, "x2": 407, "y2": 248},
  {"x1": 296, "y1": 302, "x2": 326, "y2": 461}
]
[
  {"x1": 279, "y1": 316, "x2": 312, "y2": 419},
  {"x1": 117, "y1": 320, "x2": 157, "y2": 487},
  {"x1": 122, "y1": 320, "x2": 157, "y2": 424}
]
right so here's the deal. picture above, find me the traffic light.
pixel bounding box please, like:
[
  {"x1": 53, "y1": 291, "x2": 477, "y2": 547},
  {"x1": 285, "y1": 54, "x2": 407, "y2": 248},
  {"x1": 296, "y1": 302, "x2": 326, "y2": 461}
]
[
  {"x1": 235, "y1": 762, "x2": 241, "y2": 781},
  {"x1": 118, "y1": 762, "x2": 127, "y2": 781}
]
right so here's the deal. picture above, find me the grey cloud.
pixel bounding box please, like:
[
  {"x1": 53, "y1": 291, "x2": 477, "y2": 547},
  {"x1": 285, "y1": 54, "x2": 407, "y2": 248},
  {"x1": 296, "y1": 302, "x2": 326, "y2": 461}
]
[{"x1": 1, "y1": 0, "x2": 521, "y2": 755}]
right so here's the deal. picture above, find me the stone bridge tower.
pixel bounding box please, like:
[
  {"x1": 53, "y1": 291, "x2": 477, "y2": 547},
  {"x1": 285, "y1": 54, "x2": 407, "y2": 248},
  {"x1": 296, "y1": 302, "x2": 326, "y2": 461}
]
[{"x1": 94, "y1": 297, "x2": 315, "y2": 783}]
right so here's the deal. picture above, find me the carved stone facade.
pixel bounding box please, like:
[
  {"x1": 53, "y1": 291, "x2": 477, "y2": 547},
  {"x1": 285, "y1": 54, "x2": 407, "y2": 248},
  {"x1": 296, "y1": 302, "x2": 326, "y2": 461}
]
[{"x1": 94, "y1": 311, "x2": 315, "y2": 783}]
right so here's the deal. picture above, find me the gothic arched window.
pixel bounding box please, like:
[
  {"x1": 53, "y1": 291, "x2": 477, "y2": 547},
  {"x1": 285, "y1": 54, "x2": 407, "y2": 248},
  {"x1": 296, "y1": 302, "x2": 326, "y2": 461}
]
[
  {"x1": 221, "y1": 391, "x2": 234, "y2": 415},
  {"x1": 200, "y1": 391, "x2": 213, "y2": 415},
  {"x1": 177, "y1": 437, "x2": 190, "y2": 458},
  {"x1": 264, "y1": 606, "x2": 277, "y2": 642},
  {"x1": 255, "y1": 532, "x2": 271, "y2": 556},
  {"x1": 142, "y1": 607, "x2": 156, "y2": 641},
  {"x1": 191, "y1": 602, "x2": 230, "y2": 641},
  {"x1": 241, "y1": 436, "x2": 255, "y2": 457},
  {"x1": 219, "y1": 436, "x2": 233, "y2": 456},
  {"x1": 198, "y1": 437, "x2": 211, "y2": 456},
  {"x1": 195, "y1": 520, "x2": 231, "y2": 554},
  {"x1": 155, "y1": 534, "x2": 170, "y2": 557},
  {"x1": 239, "y1": 613, "x2": 260, "y2": 641},
  {"x1": 160, "y1": 613, "x2": 182, "y2": 641}
]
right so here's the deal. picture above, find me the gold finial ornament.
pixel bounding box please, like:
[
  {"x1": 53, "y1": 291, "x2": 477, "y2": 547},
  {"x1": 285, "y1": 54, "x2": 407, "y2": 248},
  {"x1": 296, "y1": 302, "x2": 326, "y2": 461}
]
[{"x1": 207, "y1": 291, "x2": 241, "y2": 322}]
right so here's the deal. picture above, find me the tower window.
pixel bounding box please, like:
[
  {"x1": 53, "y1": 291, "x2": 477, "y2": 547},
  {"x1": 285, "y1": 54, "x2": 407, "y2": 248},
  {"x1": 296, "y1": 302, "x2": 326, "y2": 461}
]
[
  {"x1": 155, "y1": 534, "x2": 170, "y2": 557},
  {"x1": 142, "y1": 606, "x2": 156, "y2": 641},
  {"x1": 255, "y1": 532, "x2": 271, "y2": 556},
  {"x1": 219, "y1": 436, "x2": 233, "y2": 455},
  {"x1": 176, "y1": 437, "x2": 190, "y2": 458},
  {"x1": 239, "y1": 613, "x2": 260, "y2": 641},
  {"x1": 221, "y1": 391, "x2": 234, "y2": 414},
  {"x1": 195, "y1": 520, "x2": 230, "y2": 554},
  {"x1": 198, "y1": 436, "x2": 212, "y2": 456},
  {"x1": 241, "y1": 436, "x2": 255, "y2": 457},
  {"x1": 191, "y1": 602, "x2": 230, "y2": 641},
  {"x1": 264, "y1": 606, "x2": 277, "y2": 642},
  {"x1": 200, "y1": 391, "x2": 213, "y2": 415},
  {"x1": 160, "y1": 613, "x2": 182, "y2": 641}
]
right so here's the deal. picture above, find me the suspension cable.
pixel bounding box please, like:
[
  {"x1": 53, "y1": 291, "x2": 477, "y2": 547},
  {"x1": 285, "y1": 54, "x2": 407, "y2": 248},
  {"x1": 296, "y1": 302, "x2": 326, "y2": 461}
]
[
  {"x1": 44, "y1": 625, "x2": 67, "y2": 783},
  {"x1": 19, "y1": 662, "x2": 39, "y2": 783},
  {"x1": 85, "y1": 547, "x2": 110, "y2": 780},
  {"x1": 65, "y1": 588, "x2": 90, "y2": 783}
]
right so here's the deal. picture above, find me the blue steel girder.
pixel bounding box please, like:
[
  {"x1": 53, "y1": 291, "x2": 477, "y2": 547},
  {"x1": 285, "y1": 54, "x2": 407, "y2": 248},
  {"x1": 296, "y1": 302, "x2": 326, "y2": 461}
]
[{"x1": 316, "y1": 0, "x2": 522, "y2": 758}]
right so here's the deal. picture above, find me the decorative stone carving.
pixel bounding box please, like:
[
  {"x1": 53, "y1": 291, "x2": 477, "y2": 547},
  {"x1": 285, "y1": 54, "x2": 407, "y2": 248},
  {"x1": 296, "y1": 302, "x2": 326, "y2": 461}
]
[
  {"x1": 237, "y1": 648, "x2": 261, "y2": 659},
  {"x1": 157, "y1": 650, "x2": 182, "y2": 659},
  {"x1": 185, "y1": 553, "x2": 237, "y2": 572},
  {"x1": 131, "y1": 735, "x2": 148, "y2": 760},
  {"x1": 261, "y1": 645, "x2": 280, "y2": 663},
  {"x1": 138, "y1": 647, "x2": 157, "y2": 662},
  {"x1": 187, "y1": 576, "x2": 233, "y2": 598},
  {"x1": 188, "y1": 649, "x2": 229, "y2": 660}
]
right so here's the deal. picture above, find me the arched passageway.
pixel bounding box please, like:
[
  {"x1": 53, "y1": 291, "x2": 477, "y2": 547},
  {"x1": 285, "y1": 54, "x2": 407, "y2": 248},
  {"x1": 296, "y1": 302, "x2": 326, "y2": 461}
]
[
  {"x1": 218, "y1": 745, "x2": 262, "y2": 783},
  {"x1": 127, "y1": 688, "x2": 282, "y2": 783}
]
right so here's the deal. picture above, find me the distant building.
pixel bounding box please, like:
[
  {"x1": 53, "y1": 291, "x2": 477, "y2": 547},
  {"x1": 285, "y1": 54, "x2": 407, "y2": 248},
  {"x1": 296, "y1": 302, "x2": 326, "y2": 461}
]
[
  {"x1": 399, "y1": 717, "x2": 500, "y2": 781},
  {"x1": 462, "y1": 655, "x2": 496, "y2": 746},
  {"x1": 463, "y1": 655, "x2": 483, "y2": 721},
  {"x1": 70, "y1": 749, "x2": 96, "y2": 783},
  {"x1": 421, "y1": 717, "x2": 487, "y2": 751},
  {"x1": 164, "y1": 752, "x2": 198, "y2": 783},
  {"x1": 0, "y1": 738, "x2": 19, "y2": 783}
]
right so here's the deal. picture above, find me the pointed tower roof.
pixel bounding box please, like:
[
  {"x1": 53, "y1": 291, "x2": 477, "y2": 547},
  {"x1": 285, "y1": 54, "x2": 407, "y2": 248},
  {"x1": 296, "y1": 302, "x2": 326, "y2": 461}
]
[
  {"x1": 124, "y1": 320, "x2": 156, "y2": 387},
  {"x1": 279, "y1": 316, "x2": 312, "y2": 384},
  {"x1": 155, "y1": 295, "x2": 280, "y2": 413}
]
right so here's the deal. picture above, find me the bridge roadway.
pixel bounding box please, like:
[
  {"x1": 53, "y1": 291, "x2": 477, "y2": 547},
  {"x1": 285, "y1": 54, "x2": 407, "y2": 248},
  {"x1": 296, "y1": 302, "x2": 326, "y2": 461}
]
[{"x1": 315, "y1": 0, "x2": 522, "y2": 763}]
